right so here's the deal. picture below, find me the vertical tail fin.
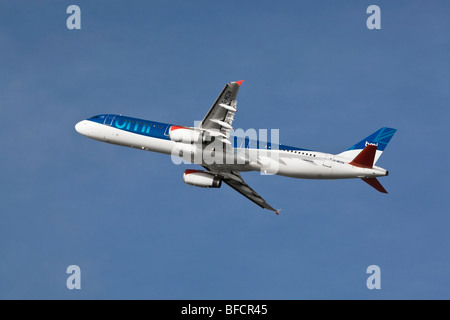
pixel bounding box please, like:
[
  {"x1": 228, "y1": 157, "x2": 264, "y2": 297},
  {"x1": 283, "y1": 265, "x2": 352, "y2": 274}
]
[
  {"x1": 343, "y1": 130, "x2": 396, "y2": 194},
  {"x1": 337, "y1": 127, "x2": 397, "y2": 165}
]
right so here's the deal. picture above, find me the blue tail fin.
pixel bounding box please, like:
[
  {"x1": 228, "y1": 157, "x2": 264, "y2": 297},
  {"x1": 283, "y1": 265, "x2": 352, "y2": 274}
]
[
  {"x1": 347, "y1": 127, "x2": 397, "y2": 152},
  {"x1": 338, "y1": 127, "x2": 397, "y2": 164}
]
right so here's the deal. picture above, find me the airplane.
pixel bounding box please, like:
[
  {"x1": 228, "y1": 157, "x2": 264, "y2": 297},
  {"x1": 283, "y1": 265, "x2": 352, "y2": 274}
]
[{"x1": 75, "y1": 80, "x2": 396, "y2": 215}]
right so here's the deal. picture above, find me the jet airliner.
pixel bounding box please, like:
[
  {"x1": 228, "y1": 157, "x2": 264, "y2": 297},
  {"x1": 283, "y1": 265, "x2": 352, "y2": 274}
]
[{"x1": 75, "y1": 80, "x2": 396, "y2": 214}]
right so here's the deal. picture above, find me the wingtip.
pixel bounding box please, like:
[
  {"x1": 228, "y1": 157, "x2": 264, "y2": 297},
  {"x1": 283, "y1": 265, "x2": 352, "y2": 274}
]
[
  {"x1": 275, "y1": 209, "x2": 281, "y2": 215},
  {"x1": 235, "y1": 80, "x2": 245, "y2": 86}
]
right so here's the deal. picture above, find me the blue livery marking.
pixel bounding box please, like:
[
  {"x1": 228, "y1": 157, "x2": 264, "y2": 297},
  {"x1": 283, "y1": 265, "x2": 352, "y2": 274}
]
[
  {"x1": 88, "y1": 114, "x2": 315, "y2": 151},
  {"x1": 347, "y1": 127, "x2": 397, "y2": 151},
  {"x1": 87, "y1": 114, "x2": 172, "y2": 141}
]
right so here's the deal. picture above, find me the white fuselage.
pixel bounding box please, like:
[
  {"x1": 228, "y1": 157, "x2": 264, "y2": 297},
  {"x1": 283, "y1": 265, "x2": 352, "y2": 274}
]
[{"x1": 75, "y1": 119, "x2": 388, "y2": 180}]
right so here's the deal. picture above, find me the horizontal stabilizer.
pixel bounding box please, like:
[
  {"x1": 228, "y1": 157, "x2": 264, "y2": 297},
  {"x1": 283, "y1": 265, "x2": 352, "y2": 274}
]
[
  {"x1": 362, "y1": 178, "x2": 388, "y2": 193},
  {"x1": 349, "y1": 144, "x2": 377, "y2": 169}
]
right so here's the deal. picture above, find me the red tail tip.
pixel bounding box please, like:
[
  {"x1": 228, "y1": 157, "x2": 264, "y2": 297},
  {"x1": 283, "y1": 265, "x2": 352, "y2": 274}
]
[
  {"x1": 349, "y1": 144, "x2": 377, "y2": 169},
  {"x1": 362, "y1": 178, "x2": 388, "y2": 193},
  {"x1": 235, "y1": 80, "x2": 245, "y2": 86}
]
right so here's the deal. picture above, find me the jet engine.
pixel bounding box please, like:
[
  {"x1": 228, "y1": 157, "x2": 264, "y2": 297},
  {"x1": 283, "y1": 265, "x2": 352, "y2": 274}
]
[
  {"x1": 183, "y1": 170, "x2": 222, "y2": 188},
  {"x1": 169, "y1": 126, "x2": 201, "y2": 143}
]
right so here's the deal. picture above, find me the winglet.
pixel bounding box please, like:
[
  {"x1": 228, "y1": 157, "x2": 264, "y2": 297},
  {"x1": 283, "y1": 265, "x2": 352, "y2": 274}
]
[
  {"x1": 235, "y1": 80, "x2": 245, "y2": 86},
  {"x1": 275, "y1": 209, "x2": 281, "y2": 215}
]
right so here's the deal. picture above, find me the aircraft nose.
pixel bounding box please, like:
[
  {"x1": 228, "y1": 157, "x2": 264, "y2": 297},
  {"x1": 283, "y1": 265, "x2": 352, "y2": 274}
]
[{"x1": 75, "y1": 120, "x2": 89, "y2": 136}]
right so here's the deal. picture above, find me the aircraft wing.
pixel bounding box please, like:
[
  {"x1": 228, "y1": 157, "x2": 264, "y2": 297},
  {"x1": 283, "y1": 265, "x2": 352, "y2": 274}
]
[
  {"x1": 200, "y1": 80, "x2": 243, "y2": 142},
  {"x1": 203, "y1": 166, "x2": 280, "y2": 215}
]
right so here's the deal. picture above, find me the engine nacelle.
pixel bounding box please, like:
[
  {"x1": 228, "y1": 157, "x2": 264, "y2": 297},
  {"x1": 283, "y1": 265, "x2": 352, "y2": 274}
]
[
  {"x1": 183, "y1": 170, "x2": 222, "y2": 188},
  {"x1": 169, "y1": 126, "x2": 201, "y2": 143}
]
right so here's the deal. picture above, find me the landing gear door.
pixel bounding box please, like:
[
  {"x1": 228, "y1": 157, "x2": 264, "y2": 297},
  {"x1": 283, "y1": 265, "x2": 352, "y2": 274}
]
[{"x1": 323, "y1": 154, "x2": 334, "y2": 168}]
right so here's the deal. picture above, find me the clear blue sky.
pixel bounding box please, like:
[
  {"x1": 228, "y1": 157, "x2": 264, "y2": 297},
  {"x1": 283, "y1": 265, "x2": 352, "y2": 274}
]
[{"x1": 1, "y1": 0, "x2": 449, "y2": 299}]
